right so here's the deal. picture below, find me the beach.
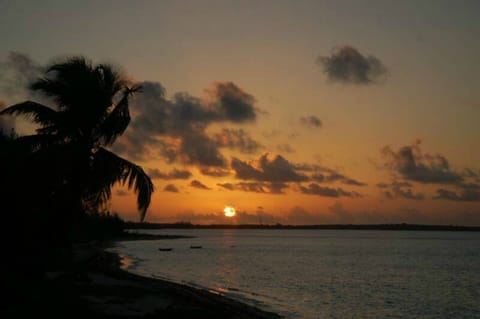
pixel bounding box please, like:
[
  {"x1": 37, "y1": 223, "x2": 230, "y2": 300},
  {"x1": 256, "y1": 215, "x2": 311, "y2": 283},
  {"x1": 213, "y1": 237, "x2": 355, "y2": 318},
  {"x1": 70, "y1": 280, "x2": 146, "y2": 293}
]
[{"x1": 3, "y1": 236, "x2": 281, "y2": 319}]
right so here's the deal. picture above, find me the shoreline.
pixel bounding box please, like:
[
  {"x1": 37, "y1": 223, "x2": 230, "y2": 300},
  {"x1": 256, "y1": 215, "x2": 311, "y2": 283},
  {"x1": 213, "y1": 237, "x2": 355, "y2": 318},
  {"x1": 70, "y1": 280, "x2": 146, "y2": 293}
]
[
  {"x1": 100, "y1": 250, "x2": 281, "y2": 318},
  {"x1": 76, "y1": 236, "x2": 282, "y2": 318}
]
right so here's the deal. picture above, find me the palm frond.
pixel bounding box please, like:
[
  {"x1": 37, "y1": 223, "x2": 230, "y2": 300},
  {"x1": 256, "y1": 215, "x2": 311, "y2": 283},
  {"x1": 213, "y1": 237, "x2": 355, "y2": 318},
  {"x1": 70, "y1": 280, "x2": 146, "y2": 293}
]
[
  {"x1": 98, "y1": 89, "x2": 133, "y2": 146},
  {"x1": 14, "y1": 134, "x2": 60, "y2": 152},
  {"x1": 0, "y1": 101, "x2": 57, "y2": 126},
  {"x1": 89, "y1": 148, "x2": 154, "y2": 221}
]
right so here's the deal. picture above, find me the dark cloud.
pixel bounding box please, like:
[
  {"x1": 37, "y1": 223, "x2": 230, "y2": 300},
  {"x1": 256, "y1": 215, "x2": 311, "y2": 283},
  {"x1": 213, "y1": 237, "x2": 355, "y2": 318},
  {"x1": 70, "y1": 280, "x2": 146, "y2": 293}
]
[
  {"x1": 381, "y1": 141, "x2": 463, "y2": 184},
  {"x1": 317, "y1": 46, "x2": 387, "y2": 85},
  {"x1": 312, "y1": 171, "x2": 366, "y2": 186},
  {"x1": 190, "y1": 180, "x2": 211, "y2": 190},
  {"x1": 207, "y1": 82, "x2": 257, "y2": 123},
  {"x1": 433, "y1": 189, "x2": 480, "y2": 202},
  {"x1": 147, "y1": 168, "x2": 192, "y2": 180},
  {"x1": 217, "y1": 181, "x2": 288, "y2": 194},
  {"x1": 199, "y1": 167, "x2": 231, "y2": 177},
  {"x1": 300, "y1": 115, "x2": 322, "y2": 128},
  {"x1": 299, "y1": 183, "x2": 361, "y2": 198},
  {"x1": 376, "y1": 181, "x2": 412, "y2": 188},
  {"x1": 213, "y1": 128, "x2": 263, "y2": 154},
  {"x1": 180, "y1": 133, "x2": 227, "y2": 167},
  {"x1": 384, "y1": 187, "x2": 425, "y2": 201},
  {"x1": 114, "y1": 80, "x2": 260, "y2": 167},
  {"x1": 217, "y1": 183, "x2": 236, "y2": 191},
  {"x1": 164, "y1": 184, "x2": 179, "y2": 193},
  {"x1": 231, "y1": 154, "x2": 309, "y2": 182},
  {"x1": 377, "y1": 180, "x2": 424, "y2": 200}
]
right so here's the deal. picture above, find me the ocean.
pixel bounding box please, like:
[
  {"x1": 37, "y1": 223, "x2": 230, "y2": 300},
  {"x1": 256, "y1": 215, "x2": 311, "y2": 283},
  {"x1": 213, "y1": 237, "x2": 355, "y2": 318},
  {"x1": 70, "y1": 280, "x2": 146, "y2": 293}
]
[{"x1": 109, "y1": 229, "x2": 480, "y2": 318}]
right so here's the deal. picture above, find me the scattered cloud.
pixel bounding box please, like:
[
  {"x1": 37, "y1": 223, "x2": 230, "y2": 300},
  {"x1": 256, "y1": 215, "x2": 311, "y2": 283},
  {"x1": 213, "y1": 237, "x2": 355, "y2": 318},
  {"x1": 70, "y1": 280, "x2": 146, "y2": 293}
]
[
  {"x1": 190, "y1": 180, "x2": 211, "y2": 190},
  {"x1": 313, "y1": 171, "x2": 366, "y2": 186},
  {"x1": 147, "y1": 168, "x2": 192, "y2": 180},
  {"x1": 433, "y1": 189, "x2": 480, "y2": 202},
  {"x1": 114, "y1": 80, "x2": 259, "y2": 167},
  {"x1": 299, "y1": 183, "x2": 361, "y2": 198},
  {"x1": 213, "y1": 128, "x2": 263, "y2": 154},
  {"x1": 378, "y1": 180, "x2": 424, "y2": 200},
  {"x1": 317, "y1": 46, "x2": 387, "y2": 85},
  {"x1": 217, "y1": 181, "x2": 288, "y2": 194},
  {"x1": 199, "y1": 167, "x2": 231, "y2": 177},
  {"x1": 164, "y1": 184, "x2": 180, "y2": 193},
  {"x1": 300, "y1": 115, "x2": 322, "y2": 128},
  {"x1": 381, "y1": 140, "x2": 463, "y2": 184},
  {"x1": 206, "y1": 82, "x2": 257, "y2": 123},
  {"x1": 231, "y1": 153, "x2": 309, "y2": 182}
]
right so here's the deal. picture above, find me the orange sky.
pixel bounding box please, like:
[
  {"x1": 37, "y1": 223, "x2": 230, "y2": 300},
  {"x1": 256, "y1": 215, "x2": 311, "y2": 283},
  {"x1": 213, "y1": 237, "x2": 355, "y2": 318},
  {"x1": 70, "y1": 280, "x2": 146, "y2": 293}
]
[{"x1": 1, "y1": 1, "x2": 479, "y2": 225}]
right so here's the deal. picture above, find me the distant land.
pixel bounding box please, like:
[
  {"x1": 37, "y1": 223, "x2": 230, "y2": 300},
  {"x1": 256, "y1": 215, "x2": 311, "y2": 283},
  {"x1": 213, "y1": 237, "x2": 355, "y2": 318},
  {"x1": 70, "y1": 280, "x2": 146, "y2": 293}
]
[{"x1": 126, "y1": 222, "x2": 480, "y2": 232}]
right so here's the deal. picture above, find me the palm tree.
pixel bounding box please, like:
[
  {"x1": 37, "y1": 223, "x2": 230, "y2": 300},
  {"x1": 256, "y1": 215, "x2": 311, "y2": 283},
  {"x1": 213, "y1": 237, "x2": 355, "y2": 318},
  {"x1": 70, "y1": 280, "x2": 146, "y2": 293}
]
[{"x1": 0, "y1": 57, "x2": 153, "y2": 222}]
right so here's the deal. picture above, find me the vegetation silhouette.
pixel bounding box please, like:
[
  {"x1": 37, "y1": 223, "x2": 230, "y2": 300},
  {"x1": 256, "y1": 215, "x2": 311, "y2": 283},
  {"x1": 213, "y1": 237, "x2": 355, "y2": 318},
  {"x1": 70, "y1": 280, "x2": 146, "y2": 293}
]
[
  {"x1": 0, "y1": 57, "x2": 154, "y2": 273},
  {"x1": 1, "y1": 57, "x2": 153, "y2": 221}
]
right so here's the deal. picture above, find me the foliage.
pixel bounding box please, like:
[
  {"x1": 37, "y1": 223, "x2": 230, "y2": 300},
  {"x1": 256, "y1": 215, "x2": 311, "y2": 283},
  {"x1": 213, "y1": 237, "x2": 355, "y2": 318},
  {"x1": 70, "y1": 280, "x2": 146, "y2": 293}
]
[{"x1": 0, "y1": 57, "x2": 153, "y2": 222}]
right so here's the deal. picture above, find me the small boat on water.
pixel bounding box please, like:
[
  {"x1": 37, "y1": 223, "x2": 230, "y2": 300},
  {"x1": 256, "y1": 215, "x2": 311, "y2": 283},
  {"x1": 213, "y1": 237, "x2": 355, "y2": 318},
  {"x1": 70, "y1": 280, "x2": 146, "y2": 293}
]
[
  {"x1": 190, "y1": 245, "x2": 202, "y2": 249},
  {"x1": 158, "y1": 248, "x2": 173, "y2": 252}
]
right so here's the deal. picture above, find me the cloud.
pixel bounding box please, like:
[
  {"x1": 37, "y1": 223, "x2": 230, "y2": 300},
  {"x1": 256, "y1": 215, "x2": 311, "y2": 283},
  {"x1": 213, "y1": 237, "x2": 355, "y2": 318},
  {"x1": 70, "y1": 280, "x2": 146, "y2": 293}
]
[
  {"x1": 231, "y1": 153, "x2": 309, "y2": 182},
  {"x1": 147, "y1": 168, "x2": 192, "y2": 180},
  {"x1": 433, "y1": 189, "x2": 480, "y2": 202},
  {"x1": 206, "y1": 82, "x2": 257, "y2": 123},
  {"x1": 199, "y1": 167, "x2": 231, "y2": 177},
  {"x1": 164, "y1": 184, "x2": 180, "y2": 193},
  {"x1": 180, "y1": 133, "x2": 227, "y2": 167},
  {"x1": 299, "y1": 183, "x2": 361, "y2": 198},
  {"x1": 381, "y1": 141, "x2": 463, "y2": 184},
  {"x1": 213, "y1": 128, "x2": 263, "y2": 154},
  {"x1": 217, "y1": 181, "x2": 288, "y2": 194},
  {"x1": 384, "y1": 188, "x2": 425, "y2": 201},
  {"x1": 114, "y1": 80, "x2": 259, "y2": 167},
  {"x1": 312, "y1": 172, "x2": 367, "y2": 186},
  {"x1": 317, "y1": 46, "x2": 387, "y2": 85},
  {"x1": 376, "y1": 181, "x2": 412, "y2": 188},
  {"x1": 378, "y1": 180, "x2": 424, "y2": 200},
  {"x1": 0, "y1": 52, "x2": 43, "y2": 101},
  {"x1": 300, "y1": 115, "x2": 322, "y2": 128},
  {"x1": 190, "y1": 180, "x2": 211, "y2": 190}
]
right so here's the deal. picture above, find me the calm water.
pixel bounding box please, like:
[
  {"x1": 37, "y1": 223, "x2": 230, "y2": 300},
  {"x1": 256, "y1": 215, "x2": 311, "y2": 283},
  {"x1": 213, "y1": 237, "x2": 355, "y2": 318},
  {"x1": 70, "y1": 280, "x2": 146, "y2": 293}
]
[{"x1": 109, "y1": 229, "x2": 480, "y2": 318}]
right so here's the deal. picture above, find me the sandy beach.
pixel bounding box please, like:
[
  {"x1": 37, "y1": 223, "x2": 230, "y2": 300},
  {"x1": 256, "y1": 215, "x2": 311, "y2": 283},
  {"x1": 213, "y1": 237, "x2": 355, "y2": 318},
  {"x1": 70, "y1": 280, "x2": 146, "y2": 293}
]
[{"x1": 3, "y1": 237, "x2": 281, "y2": 319}]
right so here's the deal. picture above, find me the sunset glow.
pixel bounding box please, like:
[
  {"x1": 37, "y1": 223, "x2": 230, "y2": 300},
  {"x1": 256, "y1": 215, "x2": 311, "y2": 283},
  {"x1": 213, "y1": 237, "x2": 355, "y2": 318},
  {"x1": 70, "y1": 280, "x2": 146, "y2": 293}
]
[
  {"x1": 1, "y1": 1, "x2": 480, "y2": 225},
  {"x1": 224, "y1": 206, "x2": 236, "y2": 218}
]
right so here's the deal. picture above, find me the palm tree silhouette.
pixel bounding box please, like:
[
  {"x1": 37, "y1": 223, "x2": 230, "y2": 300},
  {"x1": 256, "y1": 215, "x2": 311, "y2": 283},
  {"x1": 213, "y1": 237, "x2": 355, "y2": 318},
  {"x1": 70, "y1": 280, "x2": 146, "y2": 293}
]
[{"x1": 0, "y1": 57, "x2": 153, "y2": 221}]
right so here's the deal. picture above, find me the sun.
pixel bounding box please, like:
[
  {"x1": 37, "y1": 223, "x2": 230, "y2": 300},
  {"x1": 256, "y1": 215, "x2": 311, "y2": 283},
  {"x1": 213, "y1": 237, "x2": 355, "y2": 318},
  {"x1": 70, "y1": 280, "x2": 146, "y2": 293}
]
[{"x1": 224, "y1": 206, "x2": 236, "y2": 217}]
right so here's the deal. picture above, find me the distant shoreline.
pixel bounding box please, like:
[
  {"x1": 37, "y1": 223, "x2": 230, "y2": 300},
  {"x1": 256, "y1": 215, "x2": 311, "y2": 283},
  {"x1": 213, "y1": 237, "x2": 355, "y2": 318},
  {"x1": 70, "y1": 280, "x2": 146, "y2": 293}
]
[{"x1": 125, "y1": 222, "x2": 480, "y2": 232}]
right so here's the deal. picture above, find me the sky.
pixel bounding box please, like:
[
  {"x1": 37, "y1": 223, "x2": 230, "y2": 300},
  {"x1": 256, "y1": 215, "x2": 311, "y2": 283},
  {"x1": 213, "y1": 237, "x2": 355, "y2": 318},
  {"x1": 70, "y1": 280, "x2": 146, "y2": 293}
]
[{"x1": 1, "y1": 0, "x2": 480, "y2": 225}]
